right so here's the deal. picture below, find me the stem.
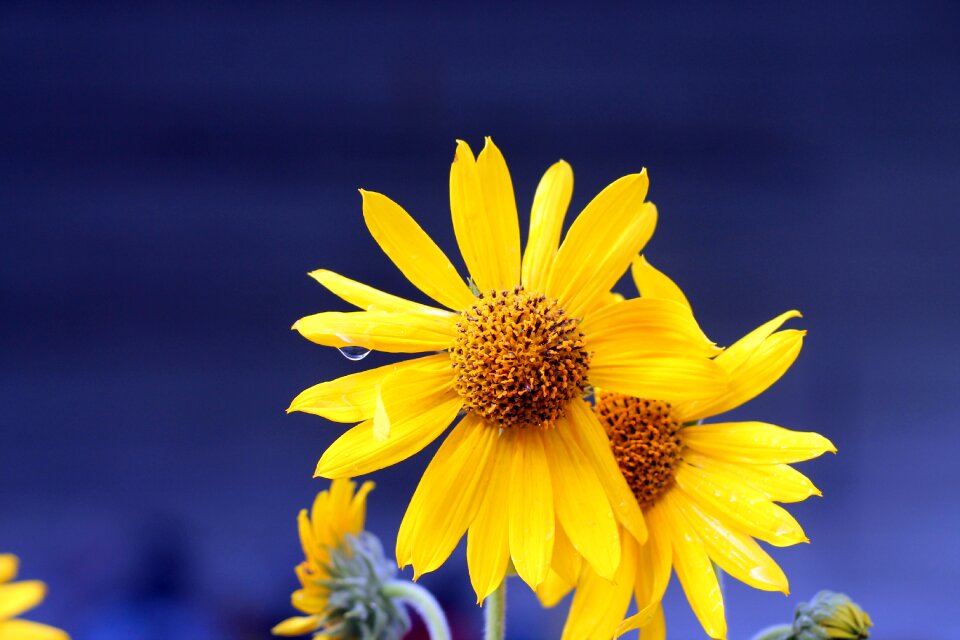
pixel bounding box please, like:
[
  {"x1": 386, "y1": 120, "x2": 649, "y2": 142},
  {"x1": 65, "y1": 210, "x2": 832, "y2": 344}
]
[
  {"x1": 483, "y1": 578, "x2": 507, "y2": 640},
  {"x1": 749, "y1": 624, "x2": 793, "y2": 640},
  {"x1": 383, "y1": 580, "x2": 451, "y2": 640}
]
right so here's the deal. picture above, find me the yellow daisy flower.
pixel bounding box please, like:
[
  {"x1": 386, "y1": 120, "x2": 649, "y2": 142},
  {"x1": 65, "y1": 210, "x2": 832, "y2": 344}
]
[
  {"x1": 539, "y1": 257, "x2": 836, "y2": 640},
  {"x1": 273, "y1": 478, "x2": 409, "y2": 638},
  {"x1": 0, "y1": 554, "x2": 69, "y2": 640},
  {"x1": 290, "y1": 138, "x2": 727, "y2": 599}
]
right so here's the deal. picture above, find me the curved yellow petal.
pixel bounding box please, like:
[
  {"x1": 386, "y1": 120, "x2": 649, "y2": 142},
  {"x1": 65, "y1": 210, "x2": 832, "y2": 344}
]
[
  {"x1": 617, "y1": 600, "x2": 662, "y2": 638},
  {"x1": 546, "y1": 171, "x2": 656, "y2": 317},
  {"x1": 397, "y1": 415, "x2": 496, "y2": 577},
  {"x1": 683, "y1": 329, "x2": 805, "y2": 422},
  {"x1": 535, "y1": 568, "x2": 574, "y2": 609},
  {"x1": 716, "y1": 310, "x2": 802, "y2": 373},
  {"x1": 561, "y1": 532, "x2": 637, "y2": 640},
  {"x1": 466, "y1": 433, "x2": 512, "y2": 603},
  {"x1": 637, "y1": 604, "x2": 667, "y2": 640},
  {"x1": 288, "y1": 353, "x2": 449, "y2": 422},
  {"x1": 293, "y1": 309, "x2": 457, "y2": 353},
  {"x1": 271, "y1": 615, "x2": 323, "y2": 636},
  {"x1": 683, "y1": 451, "x2": 821, "y2": 503},
  {"x1": 297, "y1": 509, "x2": 325, "y2": 571},
  {"x1": 348, "y1": 480, "x2": 375, "y2": 533},
  {"x1": 508, "y1": 428, "x2": 555, "y2": 588},
  {"x1": 543, "y1": 424, "x2": 620, "y2": 580},
  {"x1": 450, "y1": 139, "x2": 520, "y2": 292},
  {"x1": 0, "y1": 580, "x2": 46, "y2": 619},
  {"x1": 314, "y1": 390, "x2": 462, "y2": 478},
  {"x1": 370, "y1": 359, "x2": 456, "y2": 441},
  {"x1": 582, "y1": 297, "x2": 719, "y2": 358},
  {"x1": 675, "y1": 463, "x2": 808, "y2": 547},
  {"x1": 632, "y1": 255, "x2": 692, "y2": 311},
  {"x1": 682, "y1": 422, "x2": 836, "y2": 465},
  {"x1": 660, "y1": 494, "x2": 727, "y2": 640},
  {"x1": 0, "y1": 620, "x2": 70, "y2": 640},
  {"x1": 565, "y1": 399, "x2": 647, "y2": 544},
  {"x1": 588, "y1": 353, "x2": 727, "y2": 404},
  {"x1": 632, "y1": 505, "x2": 672, "y2": 612},
  {"x1": 308, "y1": 269, "x2": 453, "y2": 316},
  {"x1": 548, "y1": 523, "x2": 582, "y2": 589},
  {"x1": 669, "y1": 489, "x2": 788, "y2": 594},
  {"x1": 0, "y1": 555, "x2": 17, "y2": 584},
  {"x1": 521, "y1": 160, "x2": 573, "y2": 291},
  {"x1": 360, "y1": 189, "x2": 475, "y2": 310}
]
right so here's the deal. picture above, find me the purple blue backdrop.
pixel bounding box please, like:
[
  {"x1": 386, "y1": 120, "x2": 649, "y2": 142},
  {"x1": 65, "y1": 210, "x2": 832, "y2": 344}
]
[{"x1": 2, "y1": 2, "x2": 958, "y2": 638}]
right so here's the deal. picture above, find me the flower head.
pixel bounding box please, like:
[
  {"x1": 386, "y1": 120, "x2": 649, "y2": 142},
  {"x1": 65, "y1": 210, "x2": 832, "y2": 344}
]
[
  {"x1": 0, "y1": 554, "x2": 69, "y2": 640},
  {"x1": 540, "y1": 258, "x2": 836, "y2": 640},
  {"x1": 273, "y1": 479, "x2": 410, "y2": 639},
  {"x1": 792, "y1": 591, "x2": 872, "y2": 640},
  {"x1": 290, "y1": 138, "x2": 727, "y2": 599}
]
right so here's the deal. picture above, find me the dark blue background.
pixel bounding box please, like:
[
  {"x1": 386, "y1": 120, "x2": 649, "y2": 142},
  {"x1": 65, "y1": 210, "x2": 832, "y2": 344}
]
[{"x1": 2, "y1": 3, "x2": 958, "y2": 638}]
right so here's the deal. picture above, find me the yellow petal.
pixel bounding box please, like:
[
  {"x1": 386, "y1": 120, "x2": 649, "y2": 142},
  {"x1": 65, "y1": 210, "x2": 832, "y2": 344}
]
[
  {"x1": 637, "y1": 604, "x2": 667, "y2": 640},
  {"x1": 0, "y1": 620, "x2": 70, "y2": 640},
  {"x1": 288, "y1": 353, "x2": 449, "y2": 422},
  {"x1": 0, "y1": 580, "x2": 46, "y2": 619},
  {"x1": 632, "y1": 506, "x2": 673, "y2": 612},
  {"x1": 675, "y1": 463, "x2": 808, "y2": 547},
  {"x1": 682, "y1": 329, "x2": 805, "y2": 422},
  {"x1": 397, "y1": 415, "x2": 496, "y2": 577},
  {"x1": 588, "y1": 353, "x2": 727, "y2": 404},
  {"x1": 348, "y1": 481, "x2": 375, "y2": 533},
  {"x1": 314, "y1": 390, "x2": 462, "y2": 478},
  {"x1": 660, "y1": 495, "x2": 727, "y2": 639},
  {"x1": 307, "y1": 269, "x2": 453, "y2": 316},
  {"x1": 293, "y1": 309, "x2": 456, "y2": 353},
  {"x1": 370, "y1": 359, "x2": 455, "y2": 441},
  {"x1": 546, "y1": 171, "x2": 656, "y2": 317},
  {"x1": 508, "y1": 428, "x2": 555, "y2": 588},
  {"x1": 543, "y1": 423, "x2": 620, "y2": 580},
  {"x1": 632, "y1": 255, "x2": 692, "y2": 311},
  {"x1": 361, "y1": 189, "x2": 475, "y2": 310},
  {"x1": 670, "y1": 491, "x2": 789, "y2": 594},
  {"x1": 716, "y1": 310, "x2": 802, "y2": 373},
  {"x1": 534, "y1": 568, "x2": 574, "y2": 609},
  {"x1": 617, "y1": 600, "x2": 662, "y2": 638},
  {"x1": 521, "y1": 160, "x2": 573, "y2": 291},
  {"x1": 466, "y1": 432, "x2": 512, "y2": 603},
  {"x1": 682, "y1": 422, "x2": 836, "y2": 465},
  {"x1": 271, "y1": 615, "x2": 323, "y2": 636},
  {"x1": 582, "y1": 297, "x2": 720, "y2": 358},
  {"x1": 565, "y1": 399, "x2": 648, "y2": 544},
  {"x1": 561, "y1": 532, "x2": 637, "y2": 640},
  {"x1": 0, "y1": 555, "x2": 17, "y2": 584},
  {"x1": 449, "y1": 139, "x2": 520, "y2": 292},
  {"x1": 683, "y1": 451, "x2": 821, "y2": 503},
  {"x1": 550, "y1": 519, "x2": 584, "y2": 587}
]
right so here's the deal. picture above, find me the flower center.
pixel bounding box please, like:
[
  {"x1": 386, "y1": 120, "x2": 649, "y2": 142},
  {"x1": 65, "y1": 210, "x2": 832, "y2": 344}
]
[
  {"x1": 594, "y1": 392, "x2": 683, "y2": 508},
  {"x1": 451, "y1": 286, "x2": 590, "y2": 429}
]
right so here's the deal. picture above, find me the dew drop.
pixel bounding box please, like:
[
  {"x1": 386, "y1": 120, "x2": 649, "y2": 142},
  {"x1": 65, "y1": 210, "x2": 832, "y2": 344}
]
[{"x1": 338, "y1": 346, "x2": 371, "y2": 361}]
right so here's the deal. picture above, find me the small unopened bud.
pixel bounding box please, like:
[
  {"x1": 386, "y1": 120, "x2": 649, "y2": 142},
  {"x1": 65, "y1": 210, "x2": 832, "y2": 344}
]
[{"x1": 792, "y1": 591, "x2": 873, "y2": 639}]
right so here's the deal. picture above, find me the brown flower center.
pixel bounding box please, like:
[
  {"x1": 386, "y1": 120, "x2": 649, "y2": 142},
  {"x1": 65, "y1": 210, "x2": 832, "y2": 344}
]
[
  {"x1": 594, "y1": 391, "x2": 683, "y2": 508},
  {"x1": 451, "y1": 286, "x2": 590, "y2": 429}
]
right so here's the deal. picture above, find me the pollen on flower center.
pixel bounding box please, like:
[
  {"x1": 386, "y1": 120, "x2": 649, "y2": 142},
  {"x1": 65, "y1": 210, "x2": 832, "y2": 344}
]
[
  {"x1": 595, "y1": 392, "x2": 683, "y2": 508},
  {"x1": 451, "y1": 286, "x2": 590, "y2": 430}
]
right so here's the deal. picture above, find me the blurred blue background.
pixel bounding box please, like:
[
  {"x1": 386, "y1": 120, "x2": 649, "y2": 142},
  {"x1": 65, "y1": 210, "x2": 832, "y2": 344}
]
[{"x1": 2, "y1": 2, "x2": 958, "y2": 638}]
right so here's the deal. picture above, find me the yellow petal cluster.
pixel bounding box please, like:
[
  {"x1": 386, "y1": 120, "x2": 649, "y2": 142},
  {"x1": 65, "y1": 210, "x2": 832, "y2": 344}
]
[
  {"x1": 542, "y1": 260, "x2": 835, "y2": 640},
  {"x1": 0, "y1": 554, "x2": 69, "y2": 640}
]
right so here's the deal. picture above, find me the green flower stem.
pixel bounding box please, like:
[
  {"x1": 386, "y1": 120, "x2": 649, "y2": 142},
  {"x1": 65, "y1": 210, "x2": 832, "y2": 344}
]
[
  {"x1": 483, "y1": 578, "x2": 507, "y2": 640},
  {"x1": 383, "y1": 580, "x2": 451, "y2": 640},
  {"x1": 750, "y1": 624, "x2": 793, "y2": 640}
]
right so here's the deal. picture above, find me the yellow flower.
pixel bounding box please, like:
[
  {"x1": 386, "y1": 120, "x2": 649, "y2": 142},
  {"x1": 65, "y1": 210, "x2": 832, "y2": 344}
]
[
  {"x1": 0, "y1": 554, "x2": 69, "y2": 640},
  {"x1": 539, "y1": 257, "x2": 836, "y2": 640},
  {"x1": 273, "y1": 478, "x2": 413, "y2": 638},
  {"x1": 290, "y1": 138, "x2": 727, "y2": 600}
]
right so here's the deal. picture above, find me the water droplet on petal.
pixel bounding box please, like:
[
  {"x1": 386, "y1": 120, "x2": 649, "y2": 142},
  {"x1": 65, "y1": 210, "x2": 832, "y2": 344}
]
[{"x1": 338, "y1": 346, "x2": 371, "y2": 361}]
